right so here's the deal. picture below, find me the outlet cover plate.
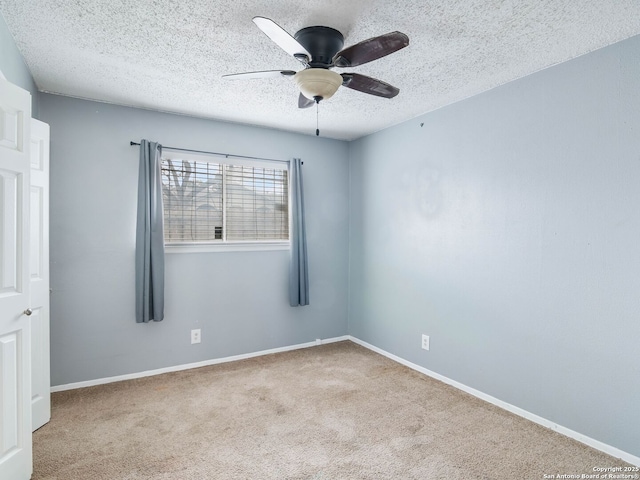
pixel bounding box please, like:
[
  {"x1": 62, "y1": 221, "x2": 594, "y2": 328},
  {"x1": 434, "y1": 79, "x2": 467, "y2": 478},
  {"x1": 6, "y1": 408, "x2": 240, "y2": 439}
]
[
  {"x1": 191, "y1": 329, "x2": 201, "y2": 344},
  {"x1": 421, "y1": 334, "x2": 430, "y2": 351}
]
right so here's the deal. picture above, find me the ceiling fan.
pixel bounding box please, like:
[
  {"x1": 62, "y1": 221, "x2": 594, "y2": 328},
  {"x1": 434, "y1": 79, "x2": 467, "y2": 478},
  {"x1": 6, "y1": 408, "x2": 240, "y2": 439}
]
[{"x1": 223, "y1": 17, "x2": 410, "y2": 109}]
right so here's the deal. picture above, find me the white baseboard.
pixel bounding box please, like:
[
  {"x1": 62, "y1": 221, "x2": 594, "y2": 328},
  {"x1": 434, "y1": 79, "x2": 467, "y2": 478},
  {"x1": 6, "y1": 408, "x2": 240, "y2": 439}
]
[
  {"x1": 50, "y1": 335, "x2": 350, "y2": 393},
  {"x1": 348, "y1": 336, "x2": 640, "y2": 467}
]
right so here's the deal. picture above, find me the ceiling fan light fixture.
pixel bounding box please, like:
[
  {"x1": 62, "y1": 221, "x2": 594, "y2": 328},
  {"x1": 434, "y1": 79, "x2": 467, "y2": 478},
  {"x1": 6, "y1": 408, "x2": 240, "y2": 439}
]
[{"x1": 294, "y1": 68, "x2": 342, "y2": 101}]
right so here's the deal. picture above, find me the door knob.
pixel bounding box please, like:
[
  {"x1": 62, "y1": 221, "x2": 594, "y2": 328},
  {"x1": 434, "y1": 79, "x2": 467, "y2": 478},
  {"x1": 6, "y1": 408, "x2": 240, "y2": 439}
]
[{"x1": 23, "y1": 308, "x2": 33, "y2": 316}]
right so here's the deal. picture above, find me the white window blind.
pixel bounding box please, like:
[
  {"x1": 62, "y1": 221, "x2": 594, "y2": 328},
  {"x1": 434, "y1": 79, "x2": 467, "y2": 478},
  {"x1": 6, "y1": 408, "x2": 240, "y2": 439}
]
[{"x1": 161, "y1": 155, "x2": 288, "y2": 244}]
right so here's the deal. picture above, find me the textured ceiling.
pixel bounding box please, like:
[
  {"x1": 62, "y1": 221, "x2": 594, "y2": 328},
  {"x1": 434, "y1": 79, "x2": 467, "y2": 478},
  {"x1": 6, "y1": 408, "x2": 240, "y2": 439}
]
[{"x1": 2, "y1": 1, "x2": 640, "y2": 140}]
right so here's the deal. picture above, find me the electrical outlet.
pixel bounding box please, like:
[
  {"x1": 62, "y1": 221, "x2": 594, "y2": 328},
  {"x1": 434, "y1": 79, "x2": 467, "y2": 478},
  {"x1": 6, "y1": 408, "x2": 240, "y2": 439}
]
[
  {"x1": 191, "y1": 329, "x2": 201, "y2": 345},
  {"x1": 421, "y1": 334, "x2": 430, "y2": 351}
]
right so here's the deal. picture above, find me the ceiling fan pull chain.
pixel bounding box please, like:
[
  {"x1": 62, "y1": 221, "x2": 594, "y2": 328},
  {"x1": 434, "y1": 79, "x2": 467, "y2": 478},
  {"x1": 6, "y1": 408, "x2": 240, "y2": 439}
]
[{"x1": 316, "y1": 101, "x2": 320, "y2": 136}]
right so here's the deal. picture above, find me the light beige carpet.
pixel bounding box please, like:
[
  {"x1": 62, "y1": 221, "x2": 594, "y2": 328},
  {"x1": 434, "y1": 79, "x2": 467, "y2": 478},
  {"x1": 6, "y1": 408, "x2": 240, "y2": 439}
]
[{"x1": 33, "y1": 341, "x2": 631, "y2": 479}]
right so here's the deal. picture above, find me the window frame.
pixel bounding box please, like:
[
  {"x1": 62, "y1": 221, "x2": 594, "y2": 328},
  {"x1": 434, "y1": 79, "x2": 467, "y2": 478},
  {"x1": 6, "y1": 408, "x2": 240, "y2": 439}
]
[{"x1": 160, "y1": 150, "x2": 290, "y2": 253}]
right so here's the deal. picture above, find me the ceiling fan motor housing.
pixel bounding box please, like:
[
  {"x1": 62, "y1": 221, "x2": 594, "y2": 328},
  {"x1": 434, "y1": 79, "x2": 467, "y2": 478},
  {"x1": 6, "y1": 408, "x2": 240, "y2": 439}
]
[
  {"x1": 294, "y1": 26, "x2": 344, "y2": 67},
  {"x1": 293, "y1": 26, "x2": 345, "y2": 101}
]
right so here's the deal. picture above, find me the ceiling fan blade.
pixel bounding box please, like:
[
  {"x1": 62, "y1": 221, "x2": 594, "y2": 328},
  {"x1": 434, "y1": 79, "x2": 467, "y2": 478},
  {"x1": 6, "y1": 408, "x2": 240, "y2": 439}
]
[
  {"x1": 333, "y1": 31, "x2": 409, "y2": 67},
  {"x1": 253, "y1": 16, "x2": 311, "y2": 62},
  {"x1": 298, "y1": 93, "x2": 315, "y2": 109},
  {"x1": 341, "y1": 73, "x2": 400, "y2": 98},
  {"x1": 222, "y1": 70, "x2": 296, "y2": 80}
]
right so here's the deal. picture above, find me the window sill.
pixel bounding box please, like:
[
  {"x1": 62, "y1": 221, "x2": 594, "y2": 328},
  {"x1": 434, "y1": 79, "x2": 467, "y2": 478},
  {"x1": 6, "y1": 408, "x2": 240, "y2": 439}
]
[{"x1": 165, "y1": 241, "x2": 290, "y2": 254}]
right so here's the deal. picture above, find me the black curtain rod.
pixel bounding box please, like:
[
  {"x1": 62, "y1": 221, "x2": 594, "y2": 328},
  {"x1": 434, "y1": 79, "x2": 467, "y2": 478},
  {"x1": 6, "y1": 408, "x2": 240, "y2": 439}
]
[{"x1": 129, "y1": 141, "x2": 293, "y2": 164}]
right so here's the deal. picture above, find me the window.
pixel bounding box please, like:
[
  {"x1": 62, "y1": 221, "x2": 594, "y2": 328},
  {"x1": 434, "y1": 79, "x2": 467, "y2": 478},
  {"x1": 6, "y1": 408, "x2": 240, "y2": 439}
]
[{"x1": 160, "y1": 151, "x2": 289, "y2": 250}]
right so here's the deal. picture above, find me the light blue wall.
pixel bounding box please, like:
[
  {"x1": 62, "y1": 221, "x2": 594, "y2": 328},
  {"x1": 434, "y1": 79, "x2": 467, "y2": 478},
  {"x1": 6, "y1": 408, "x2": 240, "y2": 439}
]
[
  {"x1": 349, "y1": 35, "x2": 640, "y2": 458},
  {"x1": 0, "y1": 12, "x2": 38, "y2": 117},
  {"x1": 39, "y1": 94, "x2": 350, "y2": 386}
]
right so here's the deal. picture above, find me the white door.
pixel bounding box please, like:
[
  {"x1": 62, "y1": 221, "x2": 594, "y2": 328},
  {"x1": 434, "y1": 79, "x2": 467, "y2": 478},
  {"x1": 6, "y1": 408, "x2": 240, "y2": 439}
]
[
  {"x1": 0, "y1": 78, "x2": 33, "y2": 479},
  {"x1": 30, "y1": 118, "x2": 50, "y2": 431}
]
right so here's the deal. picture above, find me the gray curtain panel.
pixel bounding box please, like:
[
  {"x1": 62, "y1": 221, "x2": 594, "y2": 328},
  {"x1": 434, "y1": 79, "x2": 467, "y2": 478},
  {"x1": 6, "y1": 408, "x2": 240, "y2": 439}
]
[
  {"x1": 135, "y1": 140, "x2": 165, "y2": 322},
  {"x1": 289, "y1": 158, "x2": 309, "y2": 306}
]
